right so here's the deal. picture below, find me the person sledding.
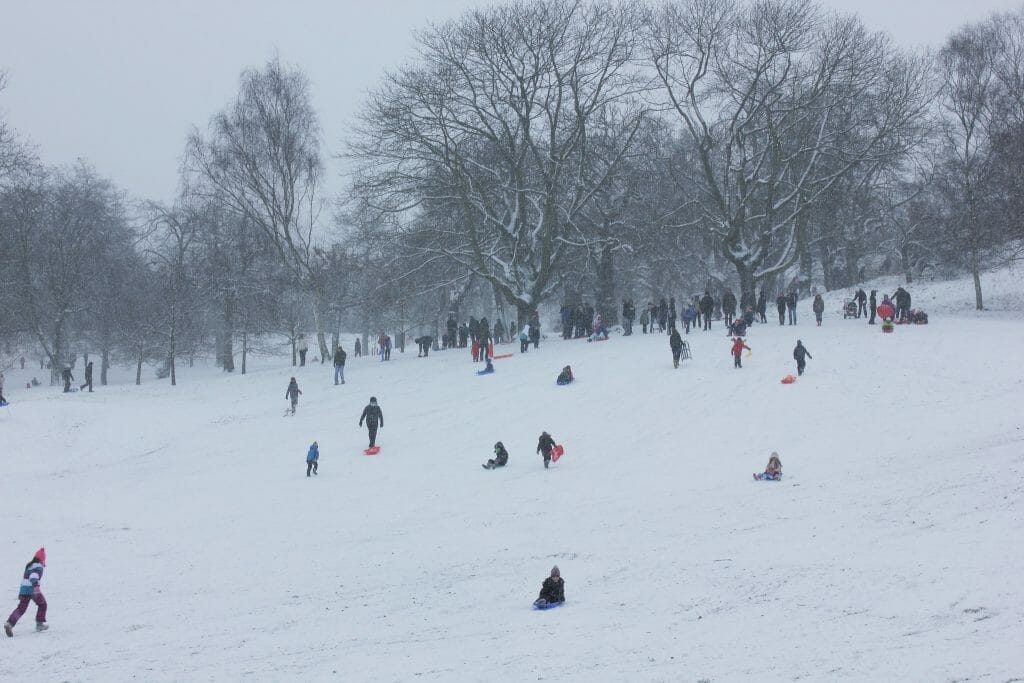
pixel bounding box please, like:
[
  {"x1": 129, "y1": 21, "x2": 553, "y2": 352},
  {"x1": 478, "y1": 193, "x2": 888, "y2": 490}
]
[
  {"x1": 306, "y1": 441, "x2": 319, "y2": 477},
  {"x1": 483, "y1": 441, "x2": 509, "y2": 469},
  {"x1": 476, "y1": 358, "x2": 495, "y2": 375},
  {"x1": 730, "y1": 337, "x2": 751, "y2": 368},
  {"x1": 556, "y1": 365, "x2": 574, "y2": 385},
  {"x1": 533, "y1": 565, "x2": 565, "y2": 607},
  {"x1": 793, "y1": 340, "x2": 812, "y2": 376},
  {"x1": 587, "y1": 314, "x2": 609, "y2": 342},
  {"x1": 5, "y1": 548, "x2": 48, "y2": 636},
  {"x1": 537, "y1": 431, "x2": 558, "y2": 468},
  {"x1": 754, "y1": 452, "x2": 783, "y2": 481},
  {"x1": 359, "y1": 397, "x2": 384, "y2": 448}
]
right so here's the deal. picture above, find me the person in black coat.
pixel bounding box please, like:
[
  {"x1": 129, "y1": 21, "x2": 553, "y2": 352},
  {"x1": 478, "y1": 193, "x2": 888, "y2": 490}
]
[
  {"x1": 534, "y1": 565, "x2": 565, "y2": 606},
  {"x1": 793, "y1": 340, "x2": 812, "y2": 376},
  {"x1": 868, "y1": 290, "x2": 877, "y2": 325},
  {"x1": 757, "y1": 289, "x2": 768, "y2": 323},
  {"x1": 285, "y1": 377, "x2": 302, "y2": 414},
  {"x1": 79, "y1": 361, "x2": 94, "y2": 392},
  {"x1": 359, "y1": 397, "x2": 384, "y2": 447},
  {"x1": 855, "y1": 288, "x2": 867, "y2": 318},
  {"x1": 776, "y1": 294, "x2": 787, "y2": 326},
  {"x1": 483, "y1": 441, "x2": 509, "y2": 469},
  {"x1": 669, "y1": 327, "x2": 684, "y2": 368},
  {"x1": 537, "y1": 431, "x2": 557, "y2": 469},
  {"x1": 61, "y1": 366, "x2": 74, "y2": 393},
  {"x1": 786, "y1": 291, "x2": 797, "y2": 325},
  {"x1": 721, "y1": 289, "x2": 737, "y2": 327},
  {"x1": 333, "y1": 346, "x2": 347, "y2": 385},
  {"x1": 699, "y1": 291, "x2": 715, "y2": 331}
]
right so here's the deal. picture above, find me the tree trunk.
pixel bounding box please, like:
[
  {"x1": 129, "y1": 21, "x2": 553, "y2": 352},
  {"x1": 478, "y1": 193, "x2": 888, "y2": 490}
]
[
  {"x1": 596, "y1": 243, "x2": 616, "y2": 324},
  {"x1": 101, "y1": 347, "x2": 110, "y2": 386},
  {"x1": 241, "y1": 331, "x2": 248, "y2": 374},
  {"x1": 735, "y1": 262, "x2": 756, "y2": 308},
  {"x1": 970, "y1": 246, "x2": 984, "y2": 310},
  {"x1": 310, "y1": 287, "x2": 330, "y2": 362},
  {"x1": 136, "y1": 354, "x2": 143, "y2": 385},
  {"x1": 221, "y1": 290, "x2": 235, "y2": 371}
]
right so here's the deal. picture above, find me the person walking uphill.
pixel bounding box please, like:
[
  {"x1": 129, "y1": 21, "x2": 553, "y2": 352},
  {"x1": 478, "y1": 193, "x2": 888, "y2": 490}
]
[
  {"x1": 537, "y1": 431, "x2": 557, "y2": 469},
  {"x1": 333, "y1": 346, "x2": 346, "y2": 385},
  {"x1": 5, "y1": 548, "x2": 48, "y2": 636},
  {"x1": 670, "y1": 326, "x2": 684, "y2": 368},
  {"x1": 730, "y1": 337, "x2": 751, "y2": 368},
  {"x1": 306, "y1": 441, "x2": 319, "y2": 477},
  {"x1": 359, "y1": 397, "x2": 384, "y2": 448},
  {"x1": 285, "y1": 377, "x2": 302, "y2": 415},
  {"x1": 61, "y1": 366, "x2": 74, "y2": 393},
  {"x1": 793, "y1": 340, "x2": 812, "y2": 376}
]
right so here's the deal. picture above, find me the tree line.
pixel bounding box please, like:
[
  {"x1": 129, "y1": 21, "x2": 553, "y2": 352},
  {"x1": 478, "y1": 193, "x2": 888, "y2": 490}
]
[{"x1": 2, "y1": 0, "x2": 1022, "y2": 383}]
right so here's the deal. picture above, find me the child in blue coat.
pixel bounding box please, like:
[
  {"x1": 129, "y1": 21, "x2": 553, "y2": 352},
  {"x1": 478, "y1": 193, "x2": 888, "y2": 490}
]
[{"x1": 306, "y1": 442, "x2": 319, "y2": 477}]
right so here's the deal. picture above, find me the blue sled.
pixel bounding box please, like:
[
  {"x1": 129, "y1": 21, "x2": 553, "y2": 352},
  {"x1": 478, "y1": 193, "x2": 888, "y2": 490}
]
[{"x1": 533, "y1": 600, "x2": 565, "y2": 610}]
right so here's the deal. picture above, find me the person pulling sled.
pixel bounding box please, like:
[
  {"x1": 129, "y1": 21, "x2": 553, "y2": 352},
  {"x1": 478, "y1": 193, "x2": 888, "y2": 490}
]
[{"x1": 537, "y1": 431, "x2": 558, "y2": 468}]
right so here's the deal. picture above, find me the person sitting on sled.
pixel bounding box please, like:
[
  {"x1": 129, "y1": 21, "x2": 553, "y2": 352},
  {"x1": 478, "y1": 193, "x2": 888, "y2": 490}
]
[
  {"x1": 483, "y1": 441, "x2": 509, "y2": 469},
  {"x1": 476, "y1": 358, "x2": 495, "y2": 375},
  {"x1": 533, "y1": 565, "x2": 565, "y2": 607},
  {"x1": 556, "y1": 365, "x2": 574, "y2": 385},
  {"x1": 754, "y1": 452, "x2": 783, "y2": 481}
]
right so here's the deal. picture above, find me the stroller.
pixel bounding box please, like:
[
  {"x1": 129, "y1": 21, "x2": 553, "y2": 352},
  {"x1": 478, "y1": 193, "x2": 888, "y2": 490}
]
[{"x1": 842, "y1": 299, "x2": 858, "y2": 319}]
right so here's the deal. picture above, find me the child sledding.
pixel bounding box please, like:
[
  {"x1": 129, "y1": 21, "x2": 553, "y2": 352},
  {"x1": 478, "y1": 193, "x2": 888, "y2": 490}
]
[
  {"x1": 754, "y1": 452, "x2": 783, "y2": 481},
  {"x1": 556, "y1": 365, "x2": 573, "y2": 385},
  {"x1": 482, "y1": 442, "x2": 509, "y2": 469},
  {"x1": 533, "y1": 565, "x2": 565, "y2": 609},
  {"x1": 476, "y1": 359, "x2": 495, "y2": 375}
]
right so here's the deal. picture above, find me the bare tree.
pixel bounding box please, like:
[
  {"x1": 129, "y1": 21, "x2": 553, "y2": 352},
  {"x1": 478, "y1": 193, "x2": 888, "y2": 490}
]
[{"x1": 349, "y1": 0, "x2": 648, "y2": 324}]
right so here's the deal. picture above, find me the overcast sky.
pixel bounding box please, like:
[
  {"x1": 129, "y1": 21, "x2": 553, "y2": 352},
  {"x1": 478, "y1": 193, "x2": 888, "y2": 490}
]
[{"x1": 1, "y1": 0, "x2": 1021, "y2": 202}]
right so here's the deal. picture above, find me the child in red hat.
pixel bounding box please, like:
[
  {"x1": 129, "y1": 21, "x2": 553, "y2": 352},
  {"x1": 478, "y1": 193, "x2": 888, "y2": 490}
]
[{"x1": 5, "y1": 547, "x2": 48, "y2": 636}]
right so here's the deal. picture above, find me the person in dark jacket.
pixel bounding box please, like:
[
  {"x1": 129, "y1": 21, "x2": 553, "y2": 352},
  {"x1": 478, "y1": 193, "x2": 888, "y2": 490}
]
[
  {"x1": 537, "y1": 431, "x2": 557, "y2": 469},
  {"x1": 61, "y1": 366, "x2": 74, "y2": 393},
  {"x1": 285, "y1": 377, "x2": 302, "y2": 414},
  {"x1": 786, "y1": 292, "x2": 797, "y2": 325},
  {"x1": 855, "y1": 288, "x2": 867, "y2": 318},
  {"x1": 355, "y1": 338, "x2": 362, "y2": 357},
  {"x1": 416, "y1": 336, "x2": 433, "y2": 358},
  {"x1": 699, "y1": 291, "x2": 715, "y2": 331},
  {"x1": 79, "y1": 361, "x2": 94, "y2": 392},
  {"x1": 359, "y1": 397, "x2": 384, "y2": 448},
  {"x1": 721, "y1": 289, "x2": 737, "y2": 328},
  {"x1": 306, "y1": 441, "x2": 319, "y2": 476},
  {"x1": 556, "y1": 365, "x2": 574, "y2": 385},
  {"x1": 668, "y1": 297, "x2": 677, "y2": 332},
  {"x1": 793, "y1": 340, "x2": 812, "y2": 376},
  {"x1": 669, "y1": 327, "x2": 684, "y2": 368},
  {"x1": 893, "y1": 287, "x2": 912, "y2": 322},
  {"x1": 776, "y1": 294, "x2": 787, "y2": 326},
  {"x1": 534, "y1": 565, "x2": 565, "y2": 606},
  {"x1": 333, "y1": 346, "x2": 347, "y2": 385},
  {"x1": 483, "y1": 441, "x2": 509, "y2": 469},
  {"x1": 868, "y1": 290, "x2": 877, "y2": 325},
  {"x1": 757, "y1": 289, "x2": 768, "y2": 323},
  {"x1": 812, "y1": 294, "x2": 825, "y2": 326}
]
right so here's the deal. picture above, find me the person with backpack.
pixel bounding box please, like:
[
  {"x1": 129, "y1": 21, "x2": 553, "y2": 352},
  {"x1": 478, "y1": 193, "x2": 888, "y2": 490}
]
[
  {"x1": 483, "y1": 442, "x2": 509, "y2": 470},
  {"x1": 793, "y1": 340, "x2": 812, "y2": 376},
  {"x1": 306, "y1": 441, "x2": 319, "y2": 477},
  {"x1": 359, "y1": 397, "x2": 384, "y2": 448},
  {"x1": 812, "y1": 294, "x2": 825, "y2": 326},
  {"x1": 285, "y1": 377, "x2": 302, "y2": 415},
  {"x1": 730, "y1": 337, "x2": 751, "y2": 369},
  {"x1": 533, "y1": 565, "x2": 565, "y2": 607},
  {"x1": 670, "y1": 326, "x2": 684, "y2": 368},
  {"x1": 333, "y1": 346, "x2": 347, "y2": 385},
  {"x1": 537, "y1": 431, "x2": 558, "y2": 469},
  {"x1": 4, "y1": 548, "x2": 48, "y2": 636}
]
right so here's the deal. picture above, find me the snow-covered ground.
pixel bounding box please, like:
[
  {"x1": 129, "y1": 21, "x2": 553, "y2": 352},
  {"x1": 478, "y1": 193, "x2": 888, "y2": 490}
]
[{"x1": 2, "y1": 268, "x2": 1023, "y2": 681}]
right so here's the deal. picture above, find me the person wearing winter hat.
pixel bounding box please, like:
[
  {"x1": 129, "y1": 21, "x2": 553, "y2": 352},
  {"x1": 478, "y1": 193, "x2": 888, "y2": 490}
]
[
  {"x1": 534, "y1": 565, "x2": 565, "y2": 606},
  {"x1": 5, "y1": 548, "x2": 48, "y2": 636},
  {"x1": 359, "y1": 397, "x2": 384, "y2": 448},
  {"x1": 483, "y1": 441, "x2": 509, "y2": 469},
  {"x1": 285, "y1": 377, "x2": 302, "y2": 415},
  {"x1": 306, "y1": 441, "x2": 319, "y2": 477},
  {"x1": 793, "y1": 340, "x2": 812, "y2": 376},
  {"x1": 536, "y1": 431, "x2": 557, "y2": 469}
]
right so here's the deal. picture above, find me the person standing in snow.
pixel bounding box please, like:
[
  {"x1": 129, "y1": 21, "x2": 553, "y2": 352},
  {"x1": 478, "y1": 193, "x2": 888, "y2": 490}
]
[
  {"x1": 640, "y1": 307, "x2": 650, "y2": 334},
  {"x1": 786, "y1": 291, "x2": 798, "y2": 325},
  {"x1": 757, "y1": 289, "x2": 768, "y2": 323},
  {"x1": 699, "y1": 291, "x2": 715, "y2": 331},
  {"x1": 776, "y1": 294, "x2": 787, "y2": 326},
  {"x1": 79, "y1": 360, "x2": 94, "y2": 392},
  {"x1": 359, "y1": 397, "x2": 384, "y2": 448},
  {"x1": 297, "y1": 335, "x2": 309, "y2": 366},
  {"x1": 4, "y1": 548, "x2": 48, "y2": 636},
  {"x1": 536, "y1": 431, "x2": 557, "y2": 469},
  {"x1": 534, "y1": 565, "x2": 565, "y2": 606},
  {"x1": 855, "y1": 288, "x2": 867, "y2": 319},
  {"x1": 61, "y1": 366, "x2": 74, "y2": 393},
  {"x1": 285, "y1": 377, "x2": 302, "y2": 414},
  {"x1": 812, "y1": 294, "x2": 825, "y2": 326},
  {"x1": 483, "y1": 441, "x2": 509, "y2": 470},
  {"x1": 306, "y1": 441, "x2": 319, "y2": 477},
  {"x1": 669, "y1": 326, "x2": 684, "y2": 368},
  {"x1": 354, "y1": 338, "x2": 362, "y2": 358},
  {"x1": 730, "y1": 337, "x2": 751, "y2": 369},
  {"x1": 333, "y1": 346, "x2": 347, "y2": 385},
  {"x1": 793, "y1": 340, "x2": 812, "y2": 376},
  {"x1": 722, "y1": 289, "x2": 737, "y2": 328}
]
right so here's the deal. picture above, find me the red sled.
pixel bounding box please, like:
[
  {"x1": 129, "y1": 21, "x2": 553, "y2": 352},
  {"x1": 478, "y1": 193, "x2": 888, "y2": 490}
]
[
  {"x1": 551, "y1": 444, "x2": 564, "y2": 462},
  {"x1": 363, "y1": 446, "x2": 381, "y2": 456},
  {"x1": 780, "y1": 375, "x2": 796, "y2": 384},
  {"x1": 492, "y1": 353, "x2": 513, "y2": 360}
]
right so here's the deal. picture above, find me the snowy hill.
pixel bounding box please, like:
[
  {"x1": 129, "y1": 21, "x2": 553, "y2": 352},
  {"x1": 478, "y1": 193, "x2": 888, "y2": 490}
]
[{"x1": 1, "y1": 267, "x2": 1023, "y2": 681}]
